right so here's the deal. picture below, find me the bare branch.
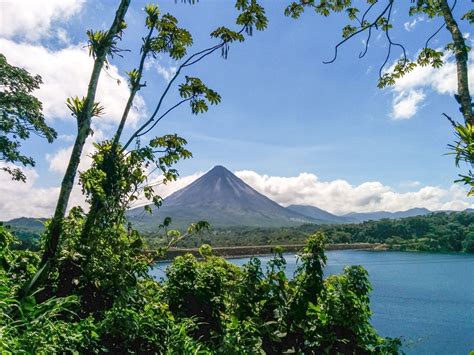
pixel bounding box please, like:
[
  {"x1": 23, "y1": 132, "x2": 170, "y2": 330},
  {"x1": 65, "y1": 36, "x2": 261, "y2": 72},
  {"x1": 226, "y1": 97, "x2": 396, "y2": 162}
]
[
  {"x1": 122, "y1": 27, "x2": 246, "y2": 151},
  {"x1": 359, "y1": 26, "x2": 372, "y2": 59},
  {"x1": 323, "y1": 1, "x2": 392, "y2": 64},
  {"x1": 379, "y1": 2, "x2": 407, "y2": 79},
  {"x1": 136, "y1": 97, "x2": 193, "y2": 138},
  {"x1": 361, "y1": 0, "x2": 378, "y2": 24}
]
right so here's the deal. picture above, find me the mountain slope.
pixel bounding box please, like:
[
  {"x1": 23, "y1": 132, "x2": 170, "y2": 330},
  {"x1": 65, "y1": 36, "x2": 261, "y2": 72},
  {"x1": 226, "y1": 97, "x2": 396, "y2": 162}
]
[
  {"x1": 4, "y1": 217, "x2": 47, "y2": 233},
  {"x1": 286, "y1": 205, "x2": 357, "y2": 224},
  {"x1": 128, "y1": 166, "x2": 321, "y2": 230},
  {"x1": 343, "y1": 208, "x2": 431, "y2": 222}
]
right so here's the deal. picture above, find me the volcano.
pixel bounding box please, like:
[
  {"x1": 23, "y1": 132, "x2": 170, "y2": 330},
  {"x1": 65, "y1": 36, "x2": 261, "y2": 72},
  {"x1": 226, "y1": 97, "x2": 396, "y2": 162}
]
[{"x1": 128, "y1": 165, "x2": 319, "y2": 230}]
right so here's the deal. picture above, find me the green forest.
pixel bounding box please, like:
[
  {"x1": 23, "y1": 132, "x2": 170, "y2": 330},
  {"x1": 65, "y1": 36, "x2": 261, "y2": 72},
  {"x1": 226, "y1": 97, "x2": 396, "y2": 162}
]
[
  {"x1": 2, "y1": 210, "x2": 472, "y2": 352},
  {"x1": 9, "y1": 211, "x2": 474, "y2": 254},
  {"x1": 1, "y1": 226, "x2": 402, "y2": 353},
  {"x1": 146, "y1": 211, "x2": 474, "y2": 253}
]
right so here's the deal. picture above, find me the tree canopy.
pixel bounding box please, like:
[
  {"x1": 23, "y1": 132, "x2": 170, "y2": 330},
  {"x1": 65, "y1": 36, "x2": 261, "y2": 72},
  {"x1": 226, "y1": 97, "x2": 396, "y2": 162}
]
[
  {"x1": 285, "y1": 0, "x2": 473, "y2": 193},
  {"x1": 0, "y1": 54, "x2": 57, "y2": 181}
]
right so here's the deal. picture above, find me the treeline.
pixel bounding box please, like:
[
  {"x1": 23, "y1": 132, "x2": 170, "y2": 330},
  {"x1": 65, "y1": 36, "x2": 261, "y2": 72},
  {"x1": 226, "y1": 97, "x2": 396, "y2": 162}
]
[
  {"x1": 152, "y1": 212, "x2": 474, "y2": 253},
  {"x1": 8, "y1": 211, "x2": 474, "y2": 253},
  {"x1": 319, "y1": 212, "x2": 474, "y2": 253}
]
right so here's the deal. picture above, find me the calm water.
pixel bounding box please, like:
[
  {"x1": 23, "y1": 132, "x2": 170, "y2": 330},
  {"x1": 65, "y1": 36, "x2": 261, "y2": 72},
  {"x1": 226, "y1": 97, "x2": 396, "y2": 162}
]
[{"x1": 150, "y1": 250, "x2": 474, "y2": 354}]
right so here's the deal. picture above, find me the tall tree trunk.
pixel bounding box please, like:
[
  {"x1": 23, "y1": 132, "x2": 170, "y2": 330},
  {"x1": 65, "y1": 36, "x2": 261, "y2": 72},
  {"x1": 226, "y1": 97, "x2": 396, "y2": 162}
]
[
  {"x1": 79, "y1": 27, "x2": 154, "y2": 250},
  {"x1": 112, "y1": 25, "x2": 153, "y2": 148},
  {"x1": 440, "y1": 0, "x2": 473, "y2": 124},
  {"x1": 40, "y1": 0, "x2": 131, "y2": 268}
]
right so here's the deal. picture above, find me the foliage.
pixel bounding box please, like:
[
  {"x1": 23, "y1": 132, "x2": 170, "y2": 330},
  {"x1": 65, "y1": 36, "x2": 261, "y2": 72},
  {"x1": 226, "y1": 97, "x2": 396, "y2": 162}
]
[
  {"x1": 10, "y1": 211, "x2": 474, "y2": 255},
  {"x1": 14, "y1": 211, "x2": 474, "y2": 255},
  {"x1": 1, "y1": 224, "x2": 399, "y2": 353},
  {"x1": 162, "y1": 232, "x2": 399, "y2": 353},
  {"x1": 0, "y1": 54, "x2": 57, "y2": 181},
  {"x1": 315, "y1": 211, "x2": 474, "y2": 253},
  {"x1": 448, "y1": 121, "x2": 474, "y2": 196}
]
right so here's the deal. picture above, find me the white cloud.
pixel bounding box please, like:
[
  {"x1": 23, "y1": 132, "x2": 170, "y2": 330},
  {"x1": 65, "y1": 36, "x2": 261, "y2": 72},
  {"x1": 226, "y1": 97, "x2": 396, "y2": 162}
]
[
  {"x1": 233, "y1": 170, "x2": 472, "y2": 215},
  {"x1": 404, "y1": 16, "x2": 424, "y2": 32},
  {"x1": 156, "y1": 64, "x2": 177, "y2": 82},
  {"x1": 127, "y1": 168, "x2": 474, "y2": 215},
  {"x1": 387, "y1": 53, "x2": 474, "y2": 120},
  {"x1": 46, "y1": 145, "x2": 93, "y2": 175},
  {"x1": 131, "y1": 171, "x2": 204, "y2": 208},
  {"x1": 145, "y1": 61, "x2": 178, "y2": 82},
  {"x1": 2, "y1": 166, "x2": 472, "y2": 220},
  {"x1": 0, "y1": 39, "x2": 147, "y2": 128},
  {"x1": 391, "y1": 89, "x2": 426, "y2": 120},
  {"x1": 46, "y1": 128, "x2": 106, "y2": 175},
  {"x1": 392, "y1": 59, "x2": 467, "y2": 95},
  {"x1": 56, "y1": 28, "x2": 71, "y2": 45},
  {"x1": 0, "y1": 0, "x2": 85, "y2": 41},
  {"x1": 58, "y1": 134, "x2": 76, "y2": 143},
  {"x1": 0, "y1": 163, "x2": 87, "y2": 220}
]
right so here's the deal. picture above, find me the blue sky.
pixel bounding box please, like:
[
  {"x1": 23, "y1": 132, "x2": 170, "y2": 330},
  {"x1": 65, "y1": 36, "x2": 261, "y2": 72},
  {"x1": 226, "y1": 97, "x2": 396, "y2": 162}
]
[{"x1": 1, "y1": 0, "x2": 473, "y2": 219}]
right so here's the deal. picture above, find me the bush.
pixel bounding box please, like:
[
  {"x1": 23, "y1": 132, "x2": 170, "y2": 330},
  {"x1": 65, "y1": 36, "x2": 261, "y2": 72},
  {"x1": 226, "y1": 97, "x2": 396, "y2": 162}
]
[{"x1": 0, "y1": 225, "x2": 399, "y2": 353}]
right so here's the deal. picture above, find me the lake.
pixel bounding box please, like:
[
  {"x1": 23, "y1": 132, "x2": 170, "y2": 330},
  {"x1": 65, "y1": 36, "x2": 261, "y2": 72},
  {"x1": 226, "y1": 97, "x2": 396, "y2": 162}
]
[{"x1": 150, "y1": 250, "x2": 474, "y2": 354}]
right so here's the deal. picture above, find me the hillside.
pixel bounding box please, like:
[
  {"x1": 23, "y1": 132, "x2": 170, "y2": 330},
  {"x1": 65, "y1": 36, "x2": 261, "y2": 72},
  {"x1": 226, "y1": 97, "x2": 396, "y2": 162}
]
[
  {"x1": 343, "y1": 208, "x2": 431, "y2": 222},
  {"x1": 286, "y1": 205, "x2": 356, "y2": 224},
  {"x1": 169, "y1": 211, "x2": 474, "y2": 254}
]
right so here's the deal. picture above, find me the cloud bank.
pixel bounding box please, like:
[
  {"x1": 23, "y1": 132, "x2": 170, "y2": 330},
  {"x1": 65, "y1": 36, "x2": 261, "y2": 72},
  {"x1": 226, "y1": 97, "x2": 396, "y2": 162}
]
[
  {"x1": 0, "y1": 0, "x2": 85, "y2": 41},
  {"x1": 0, "y1": 39, "x2": 147, "y2": 128},
  {"x1": 0, "y1": 163, "x2": 87, "y2": 221},
  {"x1": 1, "y1": 167, "x2": 471, "y2": 220},
  {"x1": 234, "y1": 170, "x2": 472, "y2": 214}
]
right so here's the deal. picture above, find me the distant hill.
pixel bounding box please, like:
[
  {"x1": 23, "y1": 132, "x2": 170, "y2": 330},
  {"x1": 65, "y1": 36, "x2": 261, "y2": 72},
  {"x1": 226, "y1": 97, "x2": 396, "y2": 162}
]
[
  {"x1": 128, "y1": 166, "x2": 323, "y2": 231},
  {"x1": 286, "y1": 205, "x2": 357, "y2": 224},
  {"x1": 1, "y1": 217, "x2": 47, "y2": 250},
  {"x1": 342, "y1": 208, "x2": 431, "y2": 222},
  {"x1": 3, "y1": 217, "x2": 46, "y2": 233}
]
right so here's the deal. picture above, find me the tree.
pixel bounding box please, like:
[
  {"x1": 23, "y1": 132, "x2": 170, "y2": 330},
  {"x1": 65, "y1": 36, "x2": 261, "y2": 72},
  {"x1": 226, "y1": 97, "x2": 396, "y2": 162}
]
[
  {"x1": 0, "y1": 54, "x2": 57, "y2": 182},
  {"x1": 26, "y1": 0, "x2": 267, "y2": 297},
  {"x1": 284, "y1": 0, "x2": 473, "y2": 191},
  {"x1": 462, "y1": 231, "x2": 474, "y2": 252},
  {"x1": 38, "y1": 0, "x2": 131, "y2": 276}
]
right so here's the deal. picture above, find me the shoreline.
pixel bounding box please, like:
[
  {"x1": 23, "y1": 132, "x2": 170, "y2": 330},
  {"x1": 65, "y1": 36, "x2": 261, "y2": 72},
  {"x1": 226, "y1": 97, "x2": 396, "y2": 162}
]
[{"x1": 155, "y1": 242, "x2": 387, "y2": 261}]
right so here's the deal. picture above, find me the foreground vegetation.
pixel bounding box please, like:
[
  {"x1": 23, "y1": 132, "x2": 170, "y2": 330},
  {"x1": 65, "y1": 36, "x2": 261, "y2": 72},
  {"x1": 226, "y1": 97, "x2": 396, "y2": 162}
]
[{"x1": 0, "y1": 226, "x2": 400, "y2": 353}]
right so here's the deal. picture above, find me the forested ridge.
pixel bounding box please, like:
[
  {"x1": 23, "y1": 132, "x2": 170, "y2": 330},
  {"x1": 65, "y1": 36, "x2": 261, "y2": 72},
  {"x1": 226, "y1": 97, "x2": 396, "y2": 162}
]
[
  {"x1": 8, "y1": 211, "x2": 474, "y2": 254},
  {"x1": 144, "y1": 212, "x2": 474, "y2": 254}
]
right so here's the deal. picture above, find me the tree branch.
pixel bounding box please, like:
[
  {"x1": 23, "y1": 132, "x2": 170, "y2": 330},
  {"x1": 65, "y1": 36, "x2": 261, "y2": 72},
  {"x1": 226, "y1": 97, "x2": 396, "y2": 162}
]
[
  {"x1": 121, "y1": 28, "x2": 245, "y2": 151},
  {"x1": 323, "y1": 1, "x2": 393, "y2": 64},
  {"x1": 112, "y1": 26, "x2": 155, "y2": 147},
  {"x1": 136, "y1": 97, "x2": 193, "y2": 138}
]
